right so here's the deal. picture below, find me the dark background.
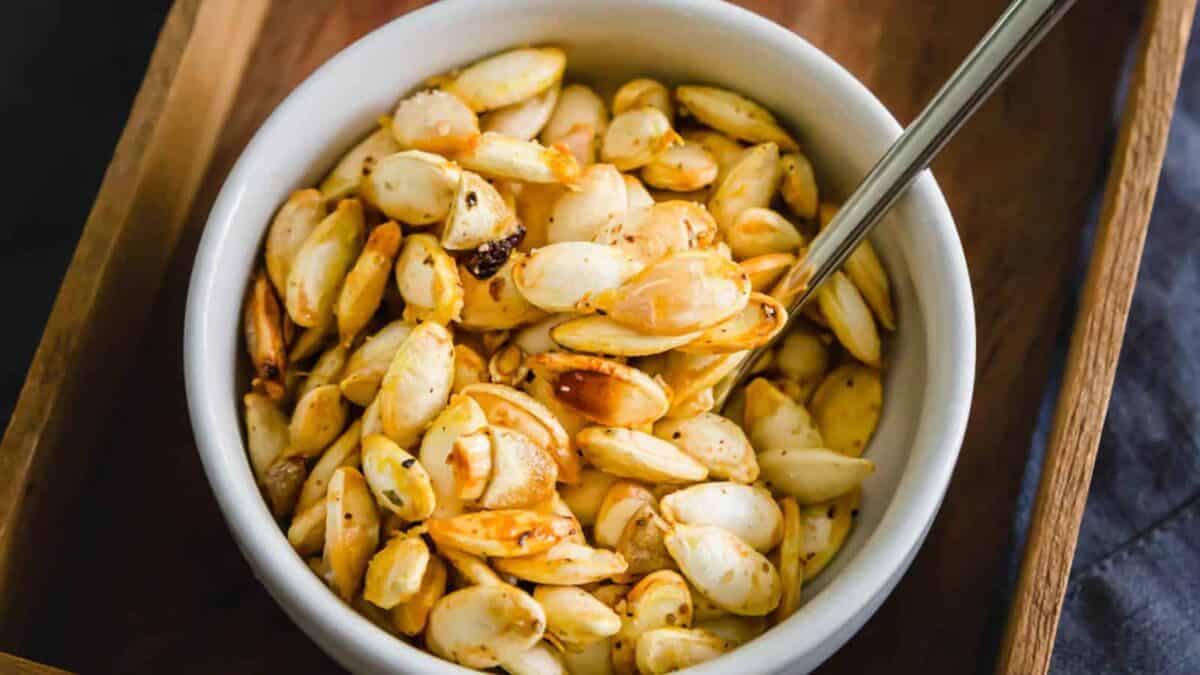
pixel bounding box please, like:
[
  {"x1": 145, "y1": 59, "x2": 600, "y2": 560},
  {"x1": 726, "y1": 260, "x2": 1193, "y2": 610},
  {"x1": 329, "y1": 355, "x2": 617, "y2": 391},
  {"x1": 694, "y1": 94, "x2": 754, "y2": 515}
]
[{"x1": 0, "y1": 0, "x2": 171, "y2": 426}]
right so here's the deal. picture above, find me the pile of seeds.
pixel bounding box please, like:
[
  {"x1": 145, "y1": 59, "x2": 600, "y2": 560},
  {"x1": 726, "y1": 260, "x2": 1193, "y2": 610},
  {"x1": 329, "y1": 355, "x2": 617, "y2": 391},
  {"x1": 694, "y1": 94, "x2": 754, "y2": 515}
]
[{"x1": 241, "y1": 45, "x2": 893, "y2": 674}]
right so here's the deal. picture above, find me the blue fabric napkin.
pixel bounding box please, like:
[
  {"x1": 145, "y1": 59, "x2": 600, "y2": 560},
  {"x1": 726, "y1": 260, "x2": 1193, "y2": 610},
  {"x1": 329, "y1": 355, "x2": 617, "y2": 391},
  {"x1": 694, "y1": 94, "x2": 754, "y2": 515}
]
[{"x1": 1006, "y1": 13, "x2": 1200, "y2": 674}]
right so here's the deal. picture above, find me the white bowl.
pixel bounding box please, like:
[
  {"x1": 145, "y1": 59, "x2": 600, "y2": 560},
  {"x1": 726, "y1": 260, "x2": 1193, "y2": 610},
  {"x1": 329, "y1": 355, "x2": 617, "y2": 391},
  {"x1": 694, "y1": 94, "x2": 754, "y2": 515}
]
[{"x1": 185, "y1": 0, "x2": 975, "y2": 672}]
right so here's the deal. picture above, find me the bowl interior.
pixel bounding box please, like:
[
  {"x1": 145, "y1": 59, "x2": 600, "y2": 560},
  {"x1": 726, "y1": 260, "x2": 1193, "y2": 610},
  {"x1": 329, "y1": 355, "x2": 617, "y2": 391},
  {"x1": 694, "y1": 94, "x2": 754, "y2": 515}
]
[{"x1": 186, "y1": 1, "x2": 974, "y2": 673}]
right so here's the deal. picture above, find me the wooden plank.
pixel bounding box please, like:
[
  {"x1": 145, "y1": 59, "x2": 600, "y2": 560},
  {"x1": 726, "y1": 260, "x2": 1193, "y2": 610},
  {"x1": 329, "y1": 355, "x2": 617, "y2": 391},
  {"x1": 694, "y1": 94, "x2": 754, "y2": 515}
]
[
  {"x1": 996, "y1": 1, "x2": 1198, "y2": 672},
  {"x1": 0, "y1": 0, "x2": 269, "y2": 647},
  {"x1": 6, "y1": 0, "x2": 1149, "y2": 673},
  {"x1": 0, "y1": 652, "x2": 72, "y2": 675}
]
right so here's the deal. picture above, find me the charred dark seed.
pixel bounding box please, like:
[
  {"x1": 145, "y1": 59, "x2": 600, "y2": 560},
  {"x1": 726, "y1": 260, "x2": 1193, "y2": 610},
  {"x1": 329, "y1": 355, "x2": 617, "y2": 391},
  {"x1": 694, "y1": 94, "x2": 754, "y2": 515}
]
[{"x1": 465, "y1": 225, "x2": 526, "y2": 279}]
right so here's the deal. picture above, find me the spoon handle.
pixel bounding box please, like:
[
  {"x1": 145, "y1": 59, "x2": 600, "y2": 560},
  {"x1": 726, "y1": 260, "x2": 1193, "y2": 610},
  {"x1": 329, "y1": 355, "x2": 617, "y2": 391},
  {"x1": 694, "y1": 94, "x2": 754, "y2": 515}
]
[{"x1": 716, "y1": 0, "x2": 1076, "y2": 408}]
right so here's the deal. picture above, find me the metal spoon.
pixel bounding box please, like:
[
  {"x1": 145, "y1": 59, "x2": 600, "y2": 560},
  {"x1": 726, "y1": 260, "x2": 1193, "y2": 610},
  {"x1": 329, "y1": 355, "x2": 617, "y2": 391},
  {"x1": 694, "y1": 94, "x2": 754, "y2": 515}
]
[{"x1": 714, "y1": 0, "x2": 1076, "y2": 408}]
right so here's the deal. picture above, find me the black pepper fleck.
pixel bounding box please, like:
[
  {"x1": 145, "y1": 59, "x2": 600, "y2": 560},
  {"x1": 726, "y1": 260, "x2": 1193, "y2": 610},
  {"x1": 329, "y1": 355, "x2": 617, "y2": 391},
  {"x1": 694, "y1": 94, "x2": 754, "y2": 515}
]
[{"x1": 402, "y1": 458, "x2": 416, "y2": 469}]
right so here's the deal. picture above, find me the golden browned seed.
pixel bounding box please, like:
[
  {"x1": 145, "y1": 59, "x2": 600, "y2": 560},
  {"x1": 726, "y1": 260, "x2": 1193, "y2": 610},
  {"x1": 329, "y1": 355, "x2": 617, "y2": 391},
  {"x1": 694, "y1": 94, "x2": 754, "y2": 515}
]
[
  {"x1": 810, "y1": 363, "x2": 883, "y2": 457},
  {"x1": 444, "y1": 46, "x2": 566, "y2": 112},
  {"x1": 336, "y1": 221, "x2": 403, "y2": 346},
  {"x1": 294, "y1": 343, "x2": 349, "y2": 404},
  {"x1": 460, "y1": 382, "x2": 579, "y2": 483},
  {"x1": 613, "y1": 78, "x2": 674, "y2": 120},
  {"x1": 675, "y1": 85, "x2": 798, "y2": 151},
  {"x1": 799, "y1": 489, "x2": 859, "y2": 581},
  {"x1": 581, "y1": 250, "x2": 752, "y2": 337},
  {"x1": 453, "y1": 131, "x2": 581, "y2": 184},
  {"x1": 773, "y1": 496, "x2": 804, "y2": 623},
  {"x1": 491, "y1": 540, "x2": 628, "y2": 585},
  {"x1": 615, "y1": 503, "x2": 676, "y2": 582},
  {"x1": 289, "y1": 384, "x2": 349, "y2": 458},
  {"x1": 296, "y1": 418, "x2": 362, "y2": 512},
  {"x1": 391, "y1": 89, "x2": 481, "y2": 154},
  {"x1": 707, "y1": 142, "x2": 782, "y2": 235},
  {"x1": 817, "y1": 271, "x2": 881, "y2": 367},
  {"x1": 243, "y1": 392, "x2": 289, "y2": 482},
  {"x1": 263, "y1": 456, "x2": 307, "y2": 519},
  {"x1": 742, "y1": 377, "x2": 824, "y2": 452},
  {"x1": 244, "y1": 270, "x2": 288, "y2": 400},
  {"x1": 324, "y1": 467, "x2": 380, "y2": 601},
  {"x1": 391, "y1": 554, "x2": 447, "y2": 636},
  {"x1": 319, "y1": 126, "x2": 401, "y2": 202},
  {"x1": 642, "y1": 142, "x2": 719, "y2": 193},
  {"x1": 594, "y1": 200, "x2": 718, "y2": 265},
  {"x1": 779, "y1": 152, "x2": 819, "y2": 221},
  {"x1": 364, "y1": 533, "x2": 431, "y2": 609},
  {"x1": 476, "y1": 426, "x2": 558, "y2": 509},
  {"x1": 285, "y1": 198, "x2": 366, "y2": 328},
  {"x1": 361, "y1": 433, "x2": 437, "y2": 521},
  {"x1": 653, "y1": 412, "x2": 758, "y2": 484},
  {"x1": 534, "y1": 585, "x2": 622, "y2": 650},
  {"x1": 725, "y1": 207, "x2": 805, "y2": 260},
  {"x1": 241, "y1": 50, "x2": 900, "y2": 666},
  {"x1": 481, "y1": 82, "x2": 560, "y2": 141},
  {"x1": 394, "y1": 233, "x2": 464, "y2": 325},
  {"x1": 526, "y1": 352, "x2": 671, "y2": 428},
  {"x1": 378, "y1": 321, "x2": 455, "y2": 448},
  {"x1": 740, "y1": 252, "x2": 796, "y2": 293},
  {"x1": 425, "y1": 509, "x2": 578, "y2": 558},
  {"x1": 265, "y1": 189, "x2": 326, "y2": 296},
  {"x1": 601, "y1": 108, "x2": 683, "y2": 171},
  {"x1": 677, "y1": 292, "x2": 788, "y2": 355},
  {"x1": 611, "y1": 569, "x2": 694, "y2": 674}
]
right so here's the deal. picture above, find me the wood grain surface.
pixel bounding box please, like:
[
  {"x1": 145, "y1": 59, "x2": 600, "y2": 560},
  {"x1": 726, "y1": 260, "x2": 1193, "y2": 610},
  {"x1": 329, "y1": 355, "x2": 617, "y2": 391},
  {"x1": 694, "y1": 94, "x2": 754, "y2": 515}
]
[
  {"x1": 2, "y1": 0, "x2": 1147, "y2": 672},
  {"x1": 0, "y1": 0, "x2": 268, "y2": 648},
  {"x1": 0, "y1": 652, "x2": 72, "y2": 675},
  {"x1": 997, "y1": 0, "x2": 1197, "y2": 673}
]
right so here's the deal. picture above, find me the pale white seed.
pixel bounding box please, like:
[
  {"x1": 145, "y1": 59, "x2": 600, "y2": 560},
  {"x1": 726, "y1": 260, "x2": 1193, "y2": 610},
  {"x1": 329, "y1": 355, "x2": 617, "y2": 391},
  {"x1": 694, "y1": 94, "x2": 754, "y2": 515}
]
[
  {"x1": 593, "y1": 481, "x2": 656, "y2": 550},
  {"x1": 779, "y1": 152, "x2": 819, "y2": 221},
  {"x1": 419, "y1": 395, "x2": 488, "y2": 517},
  {"x1": 548, "y1": 164, "x2": 628, "y2": 243},
  {"x1": 641, "y1": 142, "x2": 718, "y2": 193},
  {"x1": 612, "y1": 78, "x2": 673, "y2": 119},
  {"x1": 652, "y1": 413, "x2": 758, "y2": 484},
  {"x1": 492, "y1": 541, "x2": 628, "y2": 586},
  {"x1": 635, "y1": 627, "x2": 730, "y2": 675},
  {"x1": 577, "y1": 427, "x2": 708, "y2": 485},
  {"x1": 559, "y1": 468, "x2": 620, "y2": 528},
  {"x1": 512, "y1": 242, "x2": 642, "y2": 313},
  {"x1": 359, "y1": 150, "x2": 460, "y2": 224},
  {"x1": 265, "y1": 189, "x2": 326, "y2": 295},
  {"x1": 323, "y1": 467, "x2": 380, "y2": 601},
  {"x1": 339, "y1": 320, "x2": 414, "y2": 406},
  {"x1": 442, "y1": 170, "x2": 521, "y2": 251},
  {"x1": 743, "y1": 378, "x2": 824, "y2": 452},
  {"x1": 601, "y1": 108, "x2": 682, "y2": 172},
  {"x1": 817, "y1": 271, "x2": 881, "y2": 367},
  {"x1": 482, "y1": 82, "x2": 561, "y2": 140},
  {"x1": 663, "y1": 523, "x2": 781, "y2": 616},
  {"x1": 459, "y1": 256, "x2": 548, "y2": 331},
  {"x1": 379, "y1": 322, "x2": 455, "y2": 448},
  {"x1": 426, "y1": 584, "x2": 547, "y2": 669},
  {"x1": 725, "y1": 207, "x2": 804, "y2": 260},
  {"x1": 660, "y1": 482, "x2": 783, "y2": 552},
  {"x1": 535, "y1": 585, "x2": 622, "y2": 650}
]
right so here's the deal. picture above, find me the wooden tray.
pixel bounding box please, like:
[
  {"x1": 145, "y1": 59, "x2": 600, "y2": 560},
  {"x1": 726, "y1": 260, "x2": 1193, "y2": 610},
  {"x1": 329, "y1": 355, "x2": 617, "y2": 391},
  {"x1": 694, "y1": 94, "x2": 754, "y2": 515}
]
[{"x1": 0, "y1": 0, "x2": 1190, "y2": 673}]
